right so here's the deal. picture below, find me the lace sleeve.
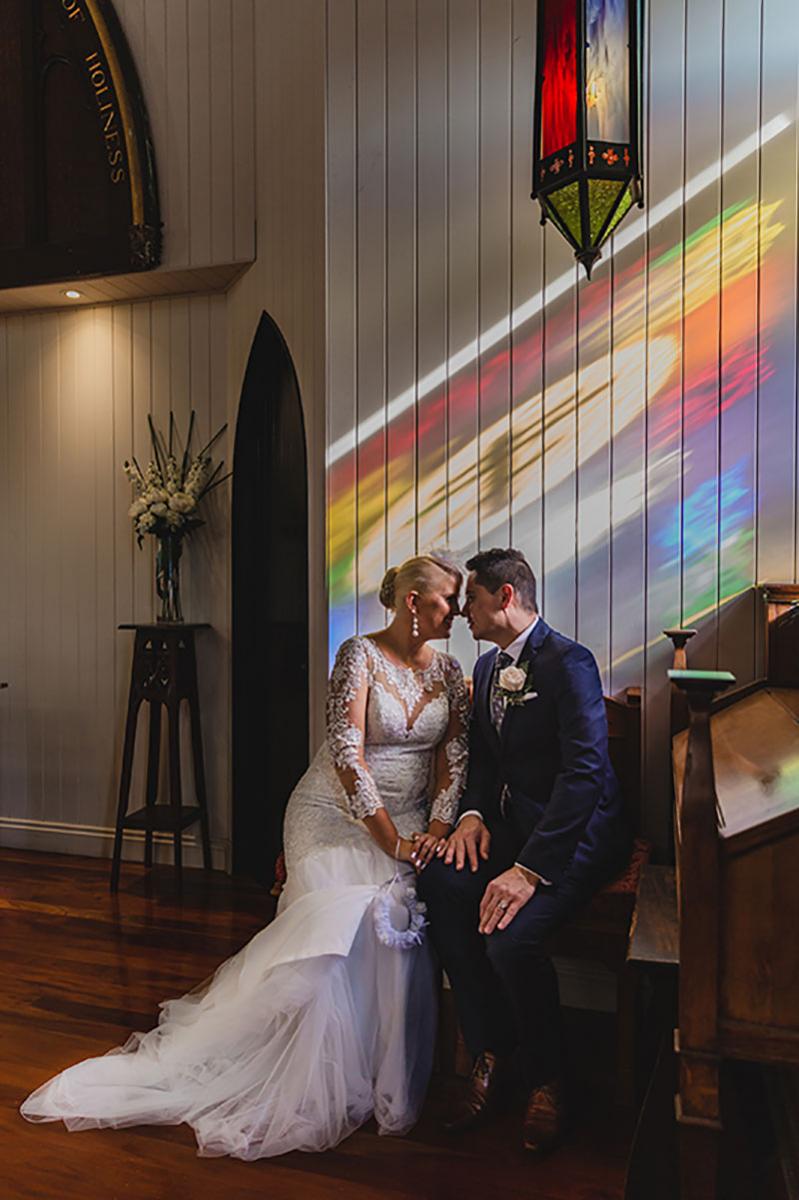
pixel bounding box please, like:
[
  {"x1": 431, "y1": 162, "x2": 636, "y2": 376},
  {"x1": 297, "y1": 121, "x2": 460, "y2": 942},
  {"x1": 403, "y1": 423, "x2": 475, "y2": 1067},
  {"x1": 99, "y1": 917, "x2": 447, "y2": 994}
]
[
  {"x1": 325, "y1": 637, "x2": 384, "y2": 819},
  {"x1": 429, "y1": 655, "x2": 470, "y2": 826}
]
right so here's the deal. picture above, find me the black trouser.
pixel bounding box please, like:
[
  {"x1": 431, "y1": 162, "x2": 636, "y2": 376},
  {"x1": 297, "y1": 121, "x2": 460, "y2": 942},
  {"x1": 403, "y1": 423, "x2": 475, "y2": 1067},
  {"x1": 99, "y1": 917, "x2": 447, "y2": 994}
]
[{"x1": 418, "y1": 819, "x2": 606, "y2": 1089}]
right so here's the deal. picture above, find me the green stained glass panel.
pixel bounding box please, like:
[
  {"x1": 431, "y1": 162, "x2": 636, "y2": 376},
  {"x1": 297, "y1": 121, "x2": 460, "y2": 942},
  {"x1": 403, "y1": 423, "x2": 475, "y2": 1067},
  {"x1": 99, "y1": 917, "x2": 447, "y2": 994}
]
[
  {"x1": 588, "y1": 178, "x2": 624, "y2": 243},
  {"x1": 604, "y1": 186, "x2": 633, "y2": 239},
  {"x1": 548, "y1": 181, "x2": 582, "y2": 247},
  {"x1": 545, "y1": 200, "x2": 574, "y2": 246}
]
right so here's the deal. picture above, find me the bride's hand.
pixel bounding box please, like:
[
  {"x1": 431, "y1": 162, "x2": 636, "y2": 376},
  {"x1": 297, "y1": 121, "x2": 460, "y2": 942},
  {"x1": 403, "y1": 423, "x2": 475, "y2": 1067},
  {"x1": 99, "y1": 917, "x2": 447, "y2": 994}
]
[
  {"x1": 409, "y1": 821, "x2": 451, "y2": 870},
  {"x1": 393, "y1": 836, "x2": 419, "y2": 864}
]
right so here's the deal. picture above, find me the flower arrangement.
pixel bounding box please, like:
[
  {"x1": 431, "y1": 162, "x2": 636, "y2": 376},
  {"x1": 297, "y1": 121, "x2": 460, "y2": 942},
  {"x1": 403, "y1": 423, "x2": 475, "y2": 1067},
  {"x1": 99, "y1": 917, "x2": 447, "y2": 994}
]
[
  {"x1": 124, "y1": 412, "x2": 230, "y2": 621},
  {"x1": 124, "y1": 411, "x2": 229, "y2": 545}
]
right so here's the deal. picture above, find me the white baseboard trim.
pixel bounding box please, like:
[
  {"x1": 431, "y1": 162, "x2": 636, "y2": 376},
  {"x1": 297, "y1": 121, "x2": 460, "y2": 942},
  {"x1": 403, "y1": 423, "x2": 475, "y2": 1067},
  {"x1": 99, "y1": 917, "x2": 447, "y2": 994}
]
[{"x1": 0, "y1": 815, "x2": 230, "y2": 873}]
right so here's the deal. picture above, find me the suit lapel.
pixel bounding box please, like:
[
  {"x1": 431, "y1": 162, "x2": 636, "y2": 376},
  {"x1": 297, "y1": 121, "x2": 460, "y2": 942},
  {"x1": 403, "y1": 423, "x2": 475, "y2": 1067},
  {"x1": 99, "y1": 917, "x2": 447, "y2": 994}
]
[
  {"x1": 500, "y1": 618, "x2": 550, "y2": 749},
  {"x1": 476, "y1": 648, "x2": 500, "y2": 748}
]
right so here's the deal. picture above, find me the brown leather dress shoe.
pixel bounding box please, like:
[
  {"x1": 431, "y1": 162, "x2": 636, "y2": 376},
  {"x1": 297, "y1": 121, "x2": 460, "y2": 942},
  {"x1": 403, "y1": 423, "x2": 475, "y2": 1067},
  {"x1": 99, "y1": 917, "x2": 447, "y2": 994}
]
[
  {"x1": 523, "y1": 1077, "x2": 566, "y2": 1152},
  {"x1": 444, "y1": 1050, "x2": 508, "y2": 1133}
]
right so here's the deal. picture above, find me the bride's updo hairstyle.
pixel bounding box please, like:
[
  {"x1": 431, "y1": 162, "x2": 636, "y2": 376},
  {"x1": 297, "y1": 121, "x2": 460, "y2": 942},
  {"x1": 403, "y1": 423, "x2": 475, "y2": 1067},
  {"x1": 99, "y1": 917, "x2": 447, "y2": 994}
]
[{"x1": 379, "y1": 554, "x2": 461, "y2": 611}]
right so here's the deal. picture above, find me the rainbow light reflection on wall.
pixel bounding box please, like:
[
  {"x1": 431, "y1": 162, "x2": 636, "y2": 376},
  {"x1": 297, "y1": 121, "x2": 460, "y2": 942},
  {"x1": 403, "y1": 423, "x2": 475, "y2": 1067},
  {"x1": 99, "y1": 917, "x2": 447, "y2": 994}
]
[{"x1": 327, "y1": 134, "x2": 792, "y2": 677}]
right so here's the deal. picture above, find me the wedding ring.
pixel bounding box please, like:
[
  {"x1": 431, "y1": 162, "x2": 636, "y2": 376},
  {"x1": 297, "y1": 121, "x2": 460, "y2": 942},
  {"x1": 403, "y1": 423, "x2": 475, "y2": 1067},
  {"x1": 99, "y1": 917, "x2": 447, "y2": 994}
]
[{"x1": 498, "y1": 900, "x2": 509, "y2": 911}]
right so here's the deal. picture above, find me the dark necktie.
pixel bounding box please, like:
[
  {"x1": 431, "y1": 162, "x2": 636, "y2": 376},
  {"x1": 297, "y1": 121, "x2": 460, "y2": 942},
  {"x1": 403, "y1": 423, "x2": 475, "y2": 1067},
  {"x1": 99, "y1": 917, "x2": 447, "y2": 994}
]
[{"x1": 490, "y1": 651, "x2": 513, "y2": 729}]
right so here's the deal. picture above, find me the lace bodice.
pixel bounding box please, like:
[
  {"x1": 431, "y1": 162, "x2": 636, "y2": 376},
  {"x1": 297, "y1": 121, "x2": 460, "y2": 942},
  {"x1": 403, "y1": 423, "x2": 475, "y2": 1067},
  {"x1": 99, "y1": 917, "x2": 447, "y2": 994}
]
[{"x1": 325, "y1": 635, "x2": 469, "y2": 825}]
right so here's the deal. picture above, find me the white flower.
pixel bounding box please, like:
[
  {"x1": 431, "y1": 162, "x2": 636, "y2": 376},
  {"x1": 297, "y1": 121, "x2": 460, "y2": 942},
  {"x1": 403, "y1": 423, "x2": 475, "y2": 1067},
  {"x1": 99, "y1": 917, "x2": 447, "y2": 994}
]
[
  {"x1": 150, "y1": 502, "x2": 168, "y2": 516},
  {"x1": 141, "y1": 487, "x2": 169, "y2": 506},
  {"x1": 137, "y1": 512, "x2": 156, "y2": 532},
  {"x1": 498, "y1": 665, "x2": 527, "y2": 693},
  {"x1": 165, "y1": 456, "x2": 180, "y2": 491},
  {"x1": 165, "y1": 510, "x2": 184, "y2": 529},
  {"x1": 123, "y1": 460, "x2": 144, "y2": 486},
  {"x1": 184, "y1": 459, "x2": 208, "y2": 498},
  {"x1": 168, "y1": 492, "x2": 196, "y2": 514},
  {"x1": 128, "y1": 498, "x2": 148, "y2": 518}
]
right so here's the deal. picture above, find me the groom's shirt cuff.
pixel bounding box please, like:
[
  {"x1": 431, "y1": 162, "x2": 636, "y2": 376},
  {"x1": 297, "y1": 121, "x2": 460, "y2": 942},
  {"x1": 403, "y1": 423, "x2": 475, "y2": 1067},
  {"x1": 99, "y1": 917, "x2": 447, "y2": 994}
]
[
  {"x1": 514, "y1": 861, "x2": 551, "y2": 886},
  {"x1": 457, "y1": 809, "x2": 484, "y2": 825}
]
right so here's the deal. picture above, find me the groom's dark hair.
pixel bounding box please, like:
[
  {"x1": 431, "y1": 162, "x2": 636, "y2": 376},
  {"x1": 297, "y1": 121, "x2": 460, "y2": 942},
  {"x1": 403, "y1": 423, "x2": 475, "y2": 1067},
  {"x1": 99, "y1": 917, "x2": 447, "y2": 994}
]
[{"x1": 465, "y1": 548, "x2": 538, "y2": 613}]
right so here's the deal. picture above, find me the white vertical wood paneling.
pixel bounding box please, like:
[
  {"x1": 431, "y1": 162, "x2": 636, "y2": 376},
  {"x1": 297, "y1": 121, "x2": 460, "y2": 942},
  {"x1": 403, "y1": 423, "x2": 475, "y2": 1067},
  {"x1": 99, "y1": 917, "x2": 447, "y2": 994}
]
[
  {"x1": 227, "y1": 0, "x2": 327, "y2": 750},
  {"x1": 231, "y1": 1, "x2": 256, "y2": 264},
  {"x1": 477, "y1": 1, "x2": 512, "y2": 553},
  {"x1": 509, "y1": 0, "x2": 542, "y2": 576},
  {"x1": 209, "y1": 0, "x2": 235, "y2": 266},
  {"x1": 5, "y1": 321, "x2": 27, "y2": 814},
  {"x1": 93, "y1": 306, "x2": 117, "y2": 826},
  {"x1": 446, "y1": 0, "x2": 481, "y2": 670},
  {"x1": 384, "y1": 0, "x2": 417, "y2": 573},
  {"x1": 542, "y1": 240, "x2": 578, "y2": 637},
  {"x1": 757, "y1": 0, "x2": 798, "y2": 581},
  {"x1": 326, "y1": 0, "x2": 799, "y2": 852},
  {"x1": 0, "y1": 299, "x2": 230, "y2": 858},
  {"x1": 0, "y1": 2, "x2": 327, "y2": 867},
  {"x1": 187, "y1": 0, "x2": 212, "y2": 268},
  {"x1": 575, "y1": 256, "x2": 612, "y2": 682},
  {"x1": 640, "y1": 0, "x2": 686, "y2": 852},
  {"x1": 608, "y1": 215, "x2": 647, "y2": 697},
  {"x1": 57, "y1": 311, "x2": 81, "y2": 827},
  {"x1": 355, "y1": 0, "x2": 387, "y2": 635},
  {"x1": 165, "y1": 0, "x2": 190, "y2": 268},
  {"x1": 111, "y1": 0, "x2": 255, "y2": 272},
  {"x1": 204, "y1": 293, "x2": 230, "y2": 844},
  {"x1": 24, "y1": 319, "x2": 44, "y2": 823},
  {"x1": 326, "y1": 0, "x2": 358, "y2": 649},
  {"x1": 415, "y1": 0, "x2": 449, "y2": 556},
  {"x1": 716, "y1": 0, "x2": 761, "y2": 685},
  {"x1": 680, "y1": 0, "x2": 722, "y2": 658},
  {"x1": 40, "y1": 316, "x2": 61, "y2": 824}
]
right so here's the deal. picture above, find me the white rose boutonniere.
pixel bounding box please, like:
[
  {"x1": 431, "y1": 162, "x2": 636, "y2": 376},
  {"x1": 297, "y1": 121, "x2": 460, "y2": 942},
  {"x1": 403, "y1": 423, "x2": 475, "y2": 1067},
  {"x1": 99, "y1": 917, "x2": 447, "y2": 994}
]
[
  {"x1": 497, "y1": 662, "x2": 539, "y2": 706},
  {"x1": 498, "y1": 665, "x2": 527, "y2": 692}
]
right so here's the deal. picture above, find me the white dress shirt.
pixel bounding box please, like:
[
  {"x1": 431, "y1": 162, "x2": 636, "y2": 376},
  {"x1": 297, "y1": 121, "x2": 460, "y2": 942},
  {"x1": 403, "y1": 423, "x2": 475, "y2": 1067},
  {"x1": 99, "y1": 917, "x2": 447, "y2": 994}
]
[{"x1": 497, "y1": 617, "x2": 538, "y2": 668}]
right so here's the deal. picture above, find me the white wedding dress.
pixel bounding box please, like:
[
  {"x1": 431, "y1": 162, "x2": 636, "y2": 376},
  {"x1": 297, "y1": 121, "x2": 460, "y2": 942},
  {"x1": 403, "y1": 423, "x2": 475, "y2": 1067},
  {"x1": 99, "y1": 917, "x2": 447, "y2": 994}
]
[{"x1": 21, "y1": 636, "x2": 469, "y2": 1159}]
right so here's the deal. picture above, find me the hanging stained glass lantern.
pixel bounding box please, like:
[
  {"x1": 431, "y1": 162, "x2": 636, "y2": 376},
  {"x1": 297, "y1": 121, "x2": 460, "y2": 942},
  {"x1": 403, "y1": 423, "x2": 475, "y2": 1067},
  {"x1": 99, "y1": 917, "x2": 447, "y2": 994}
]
[{"x1": 532, "y1": 0, "x2": 643, "y2": 278}]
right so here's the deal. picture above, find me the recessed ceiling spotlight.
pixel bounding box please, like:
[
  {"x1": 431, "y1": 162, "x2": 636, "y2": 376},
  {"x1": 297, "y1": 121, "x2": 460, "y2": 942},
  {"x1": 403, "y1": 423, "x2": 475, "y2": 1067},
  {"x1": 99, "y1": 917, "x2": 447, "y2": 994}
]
[{"x1": 64, "y1": 289, "x2": 82, "y2": 299}]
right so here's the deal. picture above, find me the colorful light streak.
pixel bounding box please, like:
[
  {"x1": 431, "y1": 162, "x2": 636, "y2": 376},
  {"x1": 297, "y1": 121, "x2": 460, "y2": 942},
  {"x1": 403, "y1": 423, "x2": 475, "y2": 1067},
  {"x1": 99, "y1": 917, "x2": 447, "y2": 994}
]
[
  {"x1": 327, "y1": 116, "x2": 794, "y2": 674},
  {"x1": 326, "y1": 114, "x2": 790, "y2": 470}
]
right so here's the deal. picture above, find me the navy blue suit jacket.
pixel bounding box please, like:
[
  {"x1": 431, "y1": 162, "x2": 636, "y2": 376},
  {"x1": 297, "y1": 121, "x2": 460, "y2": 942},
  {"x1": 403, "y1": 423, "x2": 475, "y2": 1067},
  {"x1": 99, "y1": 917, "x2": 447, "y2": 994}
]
[{"x1": 459, "y1": 619, "x2": 628, "y2": 886}]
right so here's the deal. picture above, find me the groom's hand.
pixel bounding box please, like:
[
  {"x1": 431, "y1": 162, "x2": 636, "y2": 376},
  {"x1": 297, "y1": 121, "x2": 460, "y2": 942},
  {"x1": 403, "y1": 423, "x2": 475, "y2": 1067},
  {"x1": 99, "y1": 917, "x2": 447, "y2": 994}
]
[
  {"x1": 443, "y1": 815, "x2": 491, "y2": 872},
  {"x1": 478, "y1": 867, "x2": 538, "y2": 934}
]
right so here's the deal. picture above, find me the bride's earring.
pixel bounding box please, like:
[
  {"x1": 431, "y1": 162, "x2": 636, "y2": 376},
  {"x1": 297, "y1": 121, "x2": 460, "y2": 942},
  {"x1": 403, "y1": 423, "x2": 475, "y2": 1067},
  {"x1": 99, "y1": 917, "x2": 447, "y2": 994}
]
[{"x1": 411, "y1": 610, "x2": 420, "y2": 639}]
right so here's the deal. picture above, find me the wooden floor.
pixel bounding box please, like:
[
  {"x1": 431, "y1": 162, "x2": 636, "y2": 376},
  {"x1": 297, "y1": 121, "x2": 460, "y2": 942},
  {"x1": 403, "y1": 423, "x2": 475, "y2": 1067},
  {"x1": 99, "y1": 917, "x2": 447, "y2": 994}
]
[{"x1": 0, "y1": 849, "x2": 632, "y2": 1200}]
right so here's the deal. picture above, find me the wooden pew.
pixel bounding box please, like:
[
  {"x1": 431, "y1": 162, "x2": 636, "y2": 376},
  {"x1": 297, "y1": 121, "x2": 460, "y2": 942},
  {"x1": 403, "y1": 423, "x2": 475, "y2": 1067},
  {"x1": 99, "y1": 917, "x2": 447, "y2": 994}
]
[
  {"x1": 666, "y1": 585, "x2": 799, "y2": 1199},
  {"x1": 546, "y1": 688, "x2": 650, "y2": 1104}
]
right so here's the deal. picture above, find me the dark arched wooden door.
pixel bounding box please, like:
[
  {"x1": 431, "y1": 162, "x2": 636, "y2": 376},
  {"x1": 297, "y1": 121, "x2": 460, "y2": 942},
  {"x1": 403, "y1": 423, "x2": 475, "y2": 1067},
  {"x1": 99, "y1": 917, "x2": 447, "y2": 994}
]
[{"x1": 232, "y1": 312, "x2": 309, "y2": 884}]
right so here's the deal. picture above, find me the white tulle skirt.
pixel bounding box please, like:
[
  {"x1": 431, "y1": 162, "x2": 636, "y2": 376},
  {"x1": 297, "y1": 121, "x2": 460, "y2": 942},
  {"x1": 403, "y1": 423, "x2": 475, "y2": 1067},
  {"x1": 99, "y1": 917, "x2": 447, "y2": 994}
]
[{"x1": 20, "y1": 843, "x2": 437, "y2": 1159}]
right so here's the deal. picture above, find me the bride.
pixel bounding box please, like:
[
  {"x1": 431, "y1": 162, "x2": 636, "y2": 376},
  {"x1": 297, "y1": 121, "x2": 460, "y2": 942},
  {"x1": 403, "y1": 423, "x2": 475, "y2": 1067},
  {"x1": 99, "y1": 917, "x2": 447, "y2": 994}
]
[{"x1": 21, "y1": 554, "x2": 469, "y2": 1160}]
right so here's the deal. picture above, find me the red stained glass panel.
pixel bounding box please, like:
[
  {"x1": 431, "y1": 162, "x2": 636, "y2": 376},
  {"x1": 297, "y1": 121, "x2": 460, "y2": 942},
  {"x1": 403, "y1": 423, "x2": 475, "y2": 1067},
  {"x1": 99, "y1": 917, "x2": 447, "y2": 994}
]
[{"x1": 540, "y1": 0, "x2": 577, "y2": 158}]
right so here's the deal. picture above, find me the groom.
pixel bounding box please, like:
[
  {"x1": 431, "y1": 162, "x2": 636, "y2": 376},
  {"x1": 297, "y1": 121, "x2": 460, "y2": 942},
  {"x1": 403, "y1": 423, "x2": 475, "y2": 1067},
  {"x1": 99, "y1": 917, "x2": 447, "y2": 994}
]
[{"x1": 418, "y1": 548, "x2": 630, "y2": 1152}]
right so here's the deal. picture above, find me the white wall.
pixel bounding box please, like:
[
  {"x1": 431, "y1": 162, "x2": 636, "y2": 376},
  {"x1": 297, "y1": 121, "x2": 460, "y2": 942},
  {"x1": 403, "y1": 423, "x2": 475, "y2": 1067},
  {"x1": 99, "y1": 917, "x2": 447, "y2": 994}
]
[
  {"x1": 0, "y1": 0, "x2": 327, "y2": 869},
  {"x1": 324, "y1": 0, "x2": 799, "y2": 854},
  {"x1": 113, "y1": 0, "x2": 256, "y2": 271}
]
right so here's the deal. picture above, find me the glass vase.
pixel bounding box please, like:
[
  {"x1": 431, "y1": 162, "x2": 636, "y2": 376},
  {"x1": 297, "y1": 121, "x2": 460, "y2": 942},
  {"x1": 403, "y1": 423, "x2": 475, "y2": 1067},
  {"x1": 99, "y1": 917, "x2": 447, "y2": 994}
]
[{"x1": 155, "y1": 533, "x2": 184, "y2": 623}]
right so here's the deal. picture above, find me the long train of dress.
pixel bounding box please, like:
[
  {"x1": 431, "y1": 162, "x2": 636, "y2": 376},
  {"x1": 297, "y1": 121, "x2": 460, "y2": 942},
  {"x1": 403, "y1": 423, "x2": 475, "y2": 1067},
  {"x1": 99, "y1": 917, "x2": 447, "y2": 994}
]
[{"x1": 21, "y1": 636, "x2": 468, "y2": 1159}]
